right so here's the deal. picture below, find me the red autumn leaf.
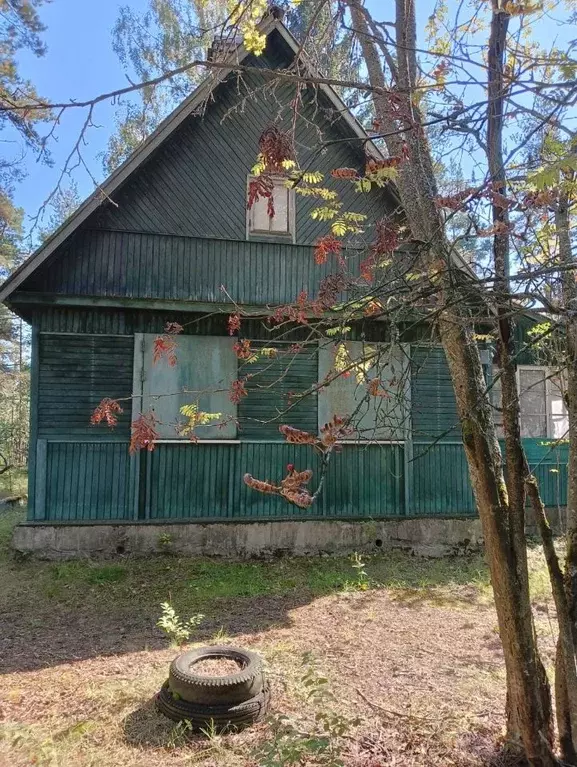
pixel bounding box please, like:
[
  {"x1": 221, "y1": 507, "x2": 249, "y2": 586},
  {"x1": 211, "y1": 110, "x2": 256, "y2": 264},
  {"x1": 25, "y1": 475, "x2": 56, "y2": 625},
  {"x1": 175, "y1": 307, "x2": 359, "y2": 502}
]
[
  {"x1": 435, "y1": 188, "x2": 477, "y2": 211},
  {"x1": 360, "y1": 254, "x2": 377, "y2": 282},
  {"x1": 153, "y1": 335, "x2": 178, "y2": 366},
  {"x1": 233, "y1": 339, "x2": 253, "y2": 360},
  {"x1": 243, "y1": 473, "x2": 279, "y2": 494},
  {"x1": 371, "y1": 219, "x2": 400, "y2": 254},
  {"x1": 129, "y1": 411, "x2": 159, "y2": 455},
  {"x1": 319, "y1": 414, "x2": 353, "y2": 447},
  {"x1": 367, "y1": 378, "x2": 391, "y2": 397},
  {"x1": 365, "y1": 157, "x2": 402, "y2": 175},
  {"x1": 247, "y1": 175, "x2": 275, "y2": 216},
  {"x1": 91, "y1": 398, "x2": 123, "y2": 427},
  {"x1": 229, "y1": 379, "x2": 248, "y2": 404},
  {"x1": 258, "y1": 126, "x2": 294, "y2": 173},
  {"x1": 363, "y1": 300, "x2": 381, "y2": 316},
  {"x1": 279, "y1": 424, "x2": 319, "y2": 445},
  {"x1": 314, "y1": 235, "x2": 342, "y2": 265},
  {"x1": 330, "y1": 167, "x2": 359, "y2": 180},
  {"x1": 165, "y1": 321, "x2": 184, "y2": 335},
  {"x1": 228, "y1": 313, "x2": 241, "y2": 336}
]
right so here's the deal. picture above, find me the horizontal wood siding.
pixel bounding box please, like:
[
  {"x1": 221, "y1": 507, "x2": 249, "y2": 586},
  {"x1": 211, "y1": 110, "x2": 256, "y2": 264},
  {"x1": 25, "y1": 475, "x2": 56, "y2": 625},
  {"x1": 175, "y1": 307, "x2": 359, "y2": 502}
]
[
  {"x1": 411, "y1": 345, "x2": 461, "y2": 441},
  {"x1": 45, "y1": 442, "x2": 132, "y2": 520},
  {"x1": 38, "y1": 334, "x2": 133, "y2": 439},
  {"x1": 32, "y1": 307, "x2": 394, "y2": 342},
  {"x1": 239, "y1": 343, "x2": 319, "y2": 439}
]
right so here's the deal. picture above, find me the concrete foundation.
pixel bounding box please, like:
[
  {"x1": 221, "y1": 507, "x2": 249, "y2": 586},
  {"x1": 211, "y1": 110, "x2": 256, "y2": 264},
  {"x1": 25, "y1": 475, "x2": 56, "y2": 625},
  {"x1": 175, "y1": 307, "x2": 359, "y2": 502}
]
[{"x1": 12, "y1": 517, "x2": 485, "y2": 560}]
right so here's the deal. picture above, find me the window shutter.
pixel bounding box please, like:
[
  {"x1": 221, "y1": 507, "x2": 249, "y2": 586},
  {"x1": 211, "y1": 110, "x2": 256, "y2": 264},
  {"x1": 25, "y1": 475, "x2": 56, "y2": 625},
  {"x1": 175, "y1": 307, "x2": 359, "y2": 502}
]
[
  {"x1": 139, "y1": 335, "x2": 237, "y2": 439},
  {"x1": 318, "y1": 341, "x2": 408, "y2": 441}
]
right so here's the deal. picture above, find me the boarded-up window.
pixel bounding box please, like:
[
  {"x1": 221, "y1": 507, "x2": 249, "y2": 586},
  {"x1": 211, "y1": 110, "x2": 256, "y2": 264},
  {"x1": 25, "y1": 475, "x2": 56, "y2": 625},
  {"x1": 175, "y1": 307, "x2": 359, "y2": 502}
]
[
  {"x1": 318, "y1": 342, "x2": 408, "y2": 441},
  {"x1": 136, "y1": 335, "x2": 238, "y2": 439},
  {"x1": 248, "y1": 177, "x2": 293, "y2": 235}
]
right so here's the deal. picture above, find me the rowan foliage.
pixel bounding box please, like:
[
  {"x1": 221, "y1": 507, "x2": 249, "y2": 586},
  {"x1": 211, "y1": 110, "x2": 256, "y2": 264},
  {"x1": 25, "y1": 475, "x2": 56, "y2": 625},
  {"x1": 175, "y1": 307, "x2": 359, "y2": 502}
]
[
  {"x1": 91, "y1": 398, "x2": 124, "y2": 428},
  {"x1": 129, "y1": 412, "x2": 159, "y2": 454}
]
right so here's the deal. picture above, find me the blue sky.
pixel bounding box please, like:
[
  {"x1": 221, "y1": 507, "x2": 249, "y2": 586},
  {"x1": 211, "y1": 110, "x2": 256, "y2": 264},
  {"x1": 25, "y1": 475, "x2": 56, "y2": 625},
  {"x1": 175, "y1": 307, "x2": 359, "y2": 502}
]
[
  {"x1": 14, "y1": 0, "x2": 148, "y2": 229},
  {"x1": 11, "y1": 0, "x2": 574, "y2": 241},
  {"x1": 13, "y1": 0, "x2": 389, "y2": 237}
]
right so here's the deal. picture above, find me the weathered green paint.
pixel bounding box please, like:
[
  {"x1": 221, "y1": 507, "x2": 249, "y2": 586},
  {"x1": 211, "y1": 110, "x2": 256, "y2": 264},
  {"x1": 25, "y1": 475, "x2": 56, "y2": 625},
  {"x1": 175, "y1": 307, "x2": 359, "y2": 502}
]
[
  {"x1": 26, "y1": 306, "x2": 396, "y2": 341},
  {"x1": 411, "y1": 442, "x2": 476, "y2": 515},
  {"x1": 44, "y1": 442, "x2": 132, "y2": 521},
  {"x1": 318, "y1": 341, "x2": 409, "y2": 440},
  {"x1": 10, "y1": 19, "x2": 569, "y2": 528},
  {"x1": 411, "y1": 345, "x2": 461, "y2": 441},
  {"x1": 36, "y1": 440, "x2": 404, "y2": 522},
  {"x1": 84, "y1": 33, "x2": 394, "y2": 244},
  {"x1": 137, "y1": 334, "x2": 238, "y2": 439},
  {"x1": 28, "y1": 326, "x2": 40, "y2": 519},
  {"x1": 25, "y1": 321, "x2": 570, "y2": 524},
  {"x1": 239, "y1": 342, "x2": 319, "y2": 439},
  {"x1": 21, "y1": 233, "x2": 368, "y2": 307}
]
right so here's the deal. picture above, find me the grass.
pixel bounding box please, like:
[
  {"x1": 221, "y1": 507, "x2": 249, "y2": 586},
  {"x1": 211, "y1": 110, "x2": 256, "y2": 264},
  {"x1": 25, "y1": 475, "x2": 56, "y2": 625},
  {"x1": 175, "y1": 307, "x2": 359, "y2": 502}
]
[
  {"x1": 0, "y1": 519, "x2": 494, "y2": 614},
  {"x1": 0, "y1": 508, "x2": 562, "y2": 767},
  {"x1": 0, "y1": 466, "x2": 28, "y2": 499}
]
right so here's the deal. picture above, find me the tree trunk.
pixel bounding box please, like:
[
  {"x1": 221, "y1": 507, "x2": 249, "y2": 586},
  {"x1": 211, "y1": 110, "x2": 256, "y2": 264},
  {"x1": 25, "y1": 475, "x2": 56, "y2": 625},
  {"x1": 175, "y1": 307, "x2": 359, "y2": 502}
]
[
  {"x1": 484, "y1": 7, "x2": 554, "y2": 744},
  {"x1": 348, "y1": 1, "x2": 555, "y2": 762},
  {"x1": 527, "y1": 475, "x2": 577, "y2": 763},
  {"x1": 557, "y1": 190, "x2": 577, "y2": 763}
]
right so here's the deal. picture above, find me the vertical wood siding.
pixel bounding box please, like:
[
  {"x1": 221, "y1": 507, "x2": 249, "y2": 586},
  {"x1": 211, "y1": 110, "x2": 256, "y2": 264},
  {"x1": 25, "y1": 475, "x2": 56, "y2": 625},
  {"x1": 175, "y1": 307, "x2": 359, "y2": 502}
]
[
  {"x1": 28, "y1": 323, "x2": 569, "y2": 523},
  {"x1": 411, "y1": 443, "x2": 476, "y2": 515},
  {"x1": 45, "y1": 442, "x2": 132, "y2": 520},
  {"x1": 38, "y1": 441, "x2": 404, "y2": 522},
  {"x1": 24, "y1": 231, "x2": 363, "y2": 307}
]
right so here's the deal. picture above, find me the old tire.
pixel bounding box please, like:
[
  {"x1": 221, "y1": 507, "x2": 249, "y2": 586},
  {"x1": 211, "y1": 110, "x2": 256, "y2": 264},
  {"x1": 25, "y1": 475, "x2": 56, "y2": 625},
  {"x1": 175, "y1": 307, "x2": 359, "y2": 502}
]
[
  {"x1": 168, "y1": 646, "x2": 264, "y2": 705},
  {"x1": 155, "y1": 680, "x2": 270, "y2": 730}
]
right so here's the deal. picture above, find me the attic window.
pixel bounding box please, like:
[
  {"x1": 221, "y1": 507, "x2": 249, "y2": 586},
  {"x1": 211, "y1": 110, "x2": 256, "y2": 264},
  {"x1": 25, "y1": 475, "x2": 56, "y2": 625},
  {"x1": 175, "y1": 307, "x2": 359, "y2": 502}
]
[{"x1": 247, "y1": 176, "x2": 294, "y2": 237}]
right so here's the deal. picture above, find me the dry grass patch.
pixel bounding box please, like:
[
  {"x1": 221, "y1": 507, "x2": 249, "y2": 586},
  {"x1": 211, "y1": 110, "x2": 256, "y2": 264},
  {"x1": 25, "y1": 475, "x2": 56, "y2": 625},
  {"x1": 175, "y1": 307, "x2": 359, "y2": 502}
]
[{"x1": 0, "y1": 512, "x2": 561, "y2": 766}]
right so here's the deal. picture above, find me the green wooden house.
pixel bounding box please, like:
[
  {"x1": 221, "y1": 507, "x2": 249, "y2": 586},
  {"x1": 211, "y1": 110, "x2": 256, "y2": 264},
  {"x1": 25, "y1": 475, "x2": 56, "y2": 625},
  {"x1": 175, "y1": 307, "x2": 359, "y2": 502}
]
[{"x1": 0, "y1": 13, "x2": 569, "y2": 557}]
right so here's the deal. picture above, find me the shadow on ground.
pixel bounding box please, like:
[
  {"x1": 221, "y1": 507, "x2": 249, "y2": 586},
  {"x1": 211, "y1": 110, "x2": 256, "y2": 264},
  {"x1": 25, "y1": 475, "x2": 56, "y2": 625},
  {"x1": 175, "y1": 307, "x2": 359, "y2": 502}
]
[
  {"x1": 123, "y1": 697, "x2": 178, "y2": 748},
  {"x1": 0, "y1": 509, "x2": 491, "y2": 675}
]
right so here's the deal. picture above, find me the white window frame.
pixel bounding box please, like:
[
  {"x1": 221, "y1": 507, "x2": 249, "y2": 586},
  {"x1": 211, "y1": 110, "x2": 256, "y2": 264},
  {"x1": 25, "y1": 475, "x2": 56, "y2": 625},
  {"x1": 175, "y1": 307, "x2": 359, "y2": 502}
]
[
  {"x1": 517, "y1": 365, "x2": 568, "y2": 439},
  {"x1": 246, "y1": 175, "x2": 296, "y2": 242}
]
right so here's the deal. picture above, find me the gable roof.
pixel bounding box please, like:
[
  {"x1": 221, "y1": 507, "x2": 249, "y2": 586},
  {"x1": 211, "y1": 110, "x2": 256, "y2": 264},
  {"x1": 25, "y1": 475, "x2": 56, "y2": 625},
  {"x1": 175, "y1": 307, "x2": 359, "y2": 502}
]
[{"x1": 0, "y1": 14, "x2": 393, "y2": 303}]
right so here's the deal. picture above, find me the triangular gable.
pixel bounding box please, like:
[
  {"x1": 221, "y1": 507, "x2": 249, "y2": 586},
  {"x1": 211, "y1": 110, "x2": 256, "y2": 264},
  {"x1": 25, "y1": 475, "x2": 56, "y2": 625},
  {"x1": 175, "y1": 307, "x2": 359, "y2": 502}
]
[{"x1": 0, "y1": 15, "x2": 396, "y2": 302}]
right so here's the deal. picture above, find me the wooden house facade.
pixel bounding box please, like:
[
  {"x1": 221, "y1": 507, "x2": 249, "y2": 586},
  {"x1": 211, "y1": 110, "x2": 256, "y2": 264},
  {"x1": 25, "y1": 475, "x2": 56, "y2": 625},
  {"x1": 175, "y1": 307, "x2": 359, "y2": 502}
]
[{"x1": 0, "y1": 15, "x2": 569, "y2": 552}]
